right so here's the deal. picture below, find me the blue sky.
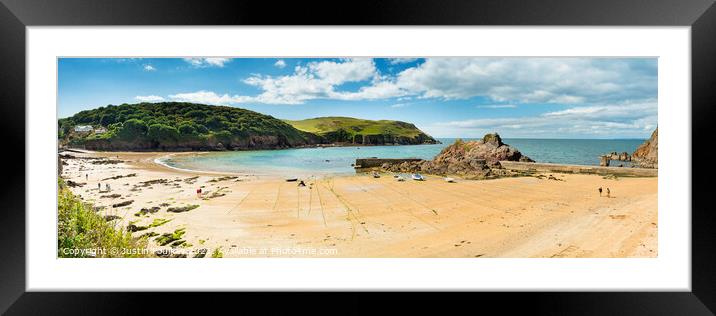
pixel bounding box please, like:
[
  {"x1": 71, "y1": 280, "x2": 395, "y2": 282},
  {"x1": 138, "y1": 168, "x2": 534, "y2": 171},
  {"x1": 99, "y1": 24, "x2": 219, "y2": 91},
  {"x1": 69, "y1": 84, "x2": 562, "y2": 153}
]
[{"x1": 58, "y1": 57, "x2": 657, "y2": 139}]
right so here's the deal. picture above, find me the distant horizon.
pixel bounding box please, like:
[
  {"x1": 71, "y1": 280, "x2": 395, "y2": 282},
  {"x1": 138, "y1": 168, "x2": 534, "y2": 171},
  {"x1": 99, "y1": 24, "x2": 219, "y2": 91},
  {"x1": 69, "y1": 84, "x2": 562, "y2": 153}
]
[
  {"x1": 59, "y1": 101, "x2": 653, "y2": 140},
  {"x1": 434, "y1": 136, "x2": 649, "y2": 140},
  {"x1": 58, "y1": 57, "x2": 658, "y2": 139}
]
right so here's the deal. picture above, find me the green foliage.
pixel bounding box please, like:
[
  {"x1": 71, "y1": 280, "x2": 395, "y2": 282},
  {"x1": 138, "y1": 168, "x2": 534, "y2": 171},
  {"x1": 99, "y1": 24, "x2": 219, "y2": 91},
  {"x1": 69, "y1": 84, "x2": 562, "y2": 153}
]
[
  {"x1": 285, "y1": 116, "x2": 433, "y2": 143},
  {"x1": 117, "y1": 118, "x2": 148, "y2": 140},
  {"x1": 212, "y1": 130, "x2": 233, "y2": 144},
  {"x1": 178, "y1": 123, "x2": 197, "y2": 135},
  {"x1": 155, "y1": 228, "x2": 186, "y2": 246},
  {"x1": 100, "y1": 113, "x2": 117, "y2": 126},
  {"x1": 59, "y1": 103, "x2": 436, "y2": 149},
  {"x1": 211, "y1": 247, "x2": 224, "y2": 258},
  {"x1": 148, "y1": 123, "x2": 180, "y2": 145},
  {"x1": 195, "y1": 124, "x2": 209, "y2": 134},
  {"x1": 59, "y1": 102, "x2": 313, "y2": 149},
  {"x1": 57, "y1": 179, "x2": 149, "y2": 258}
]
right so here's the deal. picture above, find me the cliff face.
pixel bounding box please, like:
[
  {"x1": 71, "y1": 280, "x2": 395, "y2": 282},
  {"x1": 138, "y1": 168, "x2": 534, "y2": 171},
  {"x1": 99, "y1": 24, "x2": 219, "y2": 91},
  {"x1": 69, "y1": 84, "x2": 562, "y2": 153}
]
[
  {"x1": 381, "y1": 133, "x2": 534, "y2": 179},
  {"x1": 632, "y1": 128, "x2": 658, "y2": 168},
  {"x1": 349, "y1": 132, "x2": 438, "y2": 145},
  {"x1": 80, "y1": 134, "x2": 316, "y2": 151}
]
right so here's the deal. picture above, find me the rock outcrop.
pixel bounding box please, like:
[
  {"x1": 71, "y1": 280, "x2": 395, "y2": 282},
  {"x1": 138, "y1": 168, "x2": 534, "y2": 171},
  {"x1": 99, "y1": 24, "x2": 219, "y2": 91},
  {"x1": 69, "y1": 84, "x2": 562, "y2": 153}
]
[
  {"x1": 380, "y1": 133, "x2": 534, "y2": 179},
  {"x1": 632, "y1": 128, "x2": 658, "y2": 168},
  {"x1": 600, "y1": 151, "x2": 632, "y2": 167}
]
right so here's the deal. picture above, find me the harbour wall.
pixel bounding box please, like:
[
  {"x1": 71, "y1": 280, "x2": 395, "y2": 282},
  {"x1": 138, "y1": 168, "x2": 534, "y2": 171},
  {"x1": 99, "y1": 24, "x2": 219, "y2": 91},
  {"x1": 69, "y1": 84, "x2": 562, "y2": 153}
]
[
  {"x1": 355, "y1": 158, "x2": 423, "y2": 169},
  {"x1": 499, "y1": 161, "x2": 657, "y2": 177}
]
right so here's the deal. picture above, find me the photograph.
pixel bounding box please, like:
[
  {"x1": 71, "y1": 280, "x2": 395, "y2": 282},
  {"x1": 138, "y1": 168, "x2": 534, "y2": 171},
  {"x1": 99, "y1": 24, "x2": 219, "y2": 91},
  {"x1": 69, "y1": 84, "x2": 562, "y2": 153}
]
[
  {"x1": 56, "y1": 57, "x2": 658, "y2": 258},
  {"x1": 3, "y1": 0, "x2": 713, "y2": 312}
]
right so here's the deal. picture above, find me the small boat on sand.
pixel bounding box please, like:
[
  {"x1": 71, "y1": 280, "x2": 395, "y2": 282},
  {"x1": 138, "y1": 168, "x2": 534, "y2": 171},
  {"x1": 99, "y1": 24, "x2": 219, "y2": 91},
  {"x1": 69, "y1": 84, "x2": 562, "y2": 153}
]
[
  {"x1": 396, "y1": 175, "x2": 406, "y2": 181},
  {"x1": 285, "y1": 178, "x2": 298, "y2": 182},
  {"x1": 411, "y1": 174, "x2": 425, "y2": 181},
  {"x1": 372, "y1": 171, "x2": 380, "y2": 178},
  {"x1": 444, "y1": 177, "x2": 456, "y2": 183}
]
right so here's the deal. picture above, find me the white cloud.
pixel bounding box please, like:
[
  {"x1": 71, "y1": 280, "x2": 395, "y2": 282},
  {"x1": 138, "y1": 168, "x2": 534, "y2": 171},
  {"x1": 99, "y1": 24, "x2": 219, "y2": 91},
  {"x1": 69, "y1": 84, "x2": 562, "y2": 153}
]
[
  {"x1": 183, "y1": 57, "x2": 231, "y2": 68},
  {"x1": 393, "y1": 58, "x2": 656, "y2": 104},
  {"x1": 390, "y1": 103, "x2": 410, "y2": 108},
  {"x1": 168, "y1": 90, "x2": 252, "y2": 105},
  {"x1": 135, "y1": 95, "x2": 165, "y2": 102},
  {"x1": 307, "y1": 58, "x2": 377, "y2": 84},
  {"x1": 477, "y1": 104, "x2": 517, "y2": 109},
  {"x1": 432, "y1": 100, "x2": 657, "y2": 138},
  {"x1": 143, "y1": 64, "x2": 156, "y2": 71},
  {"x1": 224, "y1": 57, "x2": 655, "y2": 106},
  {"x1": 274, "y1": 59, "x2": 286, "y2": 68},
  {"x1": 388, "y1": 58, "x2": 418, "y2": 64},
  {"x1": 241, "y1": 58, "x2": 386, "y2": 104},
  {"x1": 160, "y1": 56, "x2": 657, "y2": 134}
]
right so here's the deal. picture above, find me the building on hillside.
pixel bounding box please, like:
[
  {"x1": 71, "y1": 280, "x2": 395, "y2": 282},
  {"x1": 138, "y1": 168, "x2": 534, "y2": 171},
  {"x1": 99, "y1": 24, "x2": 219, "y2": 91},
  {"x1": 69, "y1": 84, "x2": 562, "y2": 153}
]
[
  {"x1": 94, "y1": 127, "x2": 107, "y2": 134},
  {"x1": 74, "y1": 125, "x2": 93, "y2": 132}
]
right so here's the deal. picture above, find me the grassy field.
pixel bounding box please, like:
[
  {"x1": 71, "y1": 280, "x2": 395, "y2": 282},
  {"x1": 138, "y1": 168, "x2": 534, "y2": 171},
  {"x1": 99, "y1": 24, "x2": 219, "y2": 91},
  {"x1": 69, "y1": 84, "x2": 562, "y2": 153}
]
[{"x1": 285, "y1": 116, "x2": 425, "y2": 138}]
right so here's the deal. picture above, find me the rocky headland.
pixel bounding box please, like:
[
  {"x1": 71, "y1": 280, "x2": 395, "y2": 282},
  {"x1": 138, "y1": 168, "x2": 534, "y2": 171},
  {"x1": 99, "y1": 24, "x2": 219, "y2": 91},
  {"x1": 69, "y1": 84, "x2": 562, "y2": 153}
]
[
  {"x1": 598, "y1": 128, "x2": 658, "y2": 168},
  {"x1": 631, "y1": 128, "x2": 658, "y2": 168}
]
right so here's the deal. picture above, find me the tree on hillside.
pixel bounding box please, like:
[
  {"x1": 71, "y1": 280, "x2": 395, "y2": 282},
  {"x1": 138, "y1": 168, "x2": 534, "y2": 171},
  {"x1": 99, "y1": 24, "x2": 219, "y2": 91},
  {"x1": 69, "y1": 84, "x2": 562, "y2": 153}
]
[
  {"x1": 148, "y1": 124, "x2": 180, "y2": 147},
  {"x1": 117, "y1": 119, "x2": 148, "y2": 140}
]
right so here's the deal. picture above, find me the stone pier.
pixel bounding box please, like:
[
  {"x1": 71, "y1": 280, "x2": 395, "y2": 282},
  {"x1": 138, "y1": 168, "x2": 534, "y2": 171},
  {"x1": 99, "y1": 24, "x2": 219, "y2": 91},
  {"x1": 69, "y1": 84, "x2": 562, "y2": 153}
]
[
  {"x1": 500, "y1": 161, "x2": 657, "y2": 177},
  {"x1": 354, "y1": 158, "x2": 423, "y2": 169}
]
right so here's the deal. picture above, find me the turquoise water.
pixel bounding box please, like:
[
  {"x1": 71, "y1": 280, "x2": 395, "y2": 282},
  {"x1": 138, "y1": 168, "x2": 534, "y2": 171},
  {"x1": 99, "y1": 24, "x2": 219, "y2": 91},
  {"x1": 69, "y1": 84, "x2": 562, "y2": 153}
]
[{"x1": 160, "y1": 138, "x2": 645, "y2": 176}]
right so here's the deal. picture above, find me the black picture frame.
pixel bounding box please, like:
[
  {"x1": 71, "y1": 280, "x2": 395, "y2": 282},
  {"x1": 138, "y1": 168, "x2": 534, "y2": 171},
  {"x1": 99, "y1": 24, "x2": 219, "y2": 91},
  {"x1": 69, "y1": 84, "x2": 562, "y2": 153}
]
[{"x1": 1, "y1": 0, "x2": 714, "y2": 314}]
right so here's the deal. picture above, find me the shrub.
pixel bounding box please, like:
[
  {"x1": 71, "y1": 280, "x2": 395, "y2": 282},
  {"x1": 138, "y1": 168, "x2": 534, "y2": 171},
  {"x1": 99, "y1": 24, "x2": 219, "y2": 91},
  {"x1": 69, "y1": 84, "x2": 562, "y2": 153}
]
[
  {"x1": 148, "y1": 123, "x2": 180, "y2": 145},
  {"x1": 57, "y1": 179, "x2": 150, "y2": 258},
  {"x1": 116, "y1": 118, "x2": 148, "y2": 140},
  {"x1": 178, "y1": 124, "x2": 197, "y2": 135},
  {"x1": 212, "y1": 130, "x2": 233, "y2": 144}
]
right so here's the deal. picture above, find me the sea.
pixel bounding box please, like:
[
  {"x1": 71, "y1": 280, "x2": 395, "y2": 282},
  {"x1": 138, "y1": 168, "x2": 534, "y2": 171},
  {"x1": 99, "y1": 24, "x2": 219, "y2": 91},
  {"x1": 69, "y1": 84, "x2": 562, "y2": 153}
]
[{"x1": 158, "y1": 138, "x2": 645, "y2": 177}]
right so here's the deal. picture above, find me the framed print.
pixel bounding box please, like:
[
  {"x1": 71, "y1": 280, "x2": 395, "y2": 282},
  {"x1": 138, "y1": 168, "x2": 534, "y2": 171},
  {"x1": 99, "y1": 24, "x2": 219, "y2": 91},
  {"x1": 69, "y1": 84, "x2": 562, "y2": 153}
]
[{"x1": 1, "y1": 0, "x2": 715, "y2": 314}]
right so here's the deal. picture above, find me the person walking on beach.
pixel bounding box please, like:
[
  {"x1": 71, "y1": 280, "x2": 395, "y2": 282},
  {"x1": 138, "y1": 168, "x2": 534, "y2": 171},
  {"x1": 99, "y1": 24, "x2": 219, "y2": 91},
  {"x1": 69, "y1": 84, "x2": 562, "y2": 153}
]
[
  {"x1": 106, "y1": 183, "x2": 111, "y2": 192},
  {"x1": 86, "y1": 174, "x2": 88, "y2": 181},
  {"x1": 196, "y1": 187, "x2": 202, "y2": 198},
  {"x1": 606, "y1": 188, "x2": 611, "y2": 198},
  {"x1": 98, "y1": 182, "x2": 101, "y2": 191},
  {"x1": 598, "y1": 187, "x2": 603, "y2": 197}
]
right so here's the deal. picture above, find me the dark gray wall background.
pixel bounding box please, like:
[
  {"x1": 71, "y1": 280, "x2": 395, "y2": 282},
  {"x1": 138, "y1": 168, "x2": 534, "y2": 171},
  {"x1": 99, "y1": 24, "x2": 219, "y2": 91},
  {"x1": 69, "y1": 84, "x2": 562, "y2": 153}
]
[{"x1": 1, "y1": 0, "x2": 714, "y2": 314}]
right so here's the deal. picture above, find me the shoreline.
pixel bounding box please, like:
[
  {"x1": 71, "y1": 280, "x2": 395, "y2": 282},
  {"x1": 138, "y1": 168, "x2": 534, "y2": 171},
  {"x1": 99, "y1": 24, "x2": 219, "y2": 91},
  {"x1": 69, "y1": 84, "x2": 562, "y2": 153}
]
[
  {"x1": 59, "y1": 150, "x2": 658, "y2": 258},
  {"x1": 61, "y1": 139, "x2": 442, "y2": 154},
  {"x1": 74, "y1": 146, "x2": 657, "y2": 178}
]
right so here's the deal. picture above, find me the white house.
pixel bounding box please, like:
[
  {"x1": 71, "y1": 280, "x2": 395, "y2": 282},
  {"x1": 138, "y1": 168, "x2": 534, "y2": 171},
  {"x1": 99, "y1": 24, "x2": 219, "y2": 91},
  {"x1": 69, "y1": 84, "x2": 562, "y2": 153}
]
[
  {"x1": 94, "y1": 127, "x2": 107, "y2": 134},
  {"x1": 74, "y1": 125, "x2": 93, "y2": 132}
]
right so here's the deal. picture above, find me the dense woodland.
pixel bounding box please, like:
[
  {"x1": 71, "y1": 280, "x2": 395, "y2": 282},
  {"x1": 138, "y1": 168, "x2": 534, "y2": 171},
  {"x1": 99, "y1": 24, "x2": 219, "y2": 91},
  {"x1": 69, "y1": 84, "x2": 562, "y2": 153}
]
[{"x1": 59, "y1": 102, "x2": 437, "y2": 150}]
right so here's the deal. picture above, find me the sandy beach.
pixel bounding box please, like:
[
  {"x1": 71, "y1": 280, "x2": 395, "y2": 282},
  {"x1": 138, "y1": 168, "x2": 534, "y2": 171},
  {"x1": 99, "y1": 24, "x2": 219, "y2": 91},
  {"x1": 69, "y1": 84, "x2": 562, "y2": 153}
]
[{"x1": 60, "y1": 150, "x2": 657, "y2": 258}]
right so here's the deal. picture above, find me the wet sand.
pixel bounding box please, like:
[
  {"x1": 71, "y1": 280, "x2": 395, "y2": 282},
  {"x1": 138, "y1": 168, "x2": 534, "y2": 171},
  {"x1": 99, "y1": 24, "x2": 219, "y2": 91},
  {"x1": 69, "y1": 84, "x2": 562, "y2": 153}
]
[{"x1": 60, "y1": 150, "x2": 657, "y2": 258}]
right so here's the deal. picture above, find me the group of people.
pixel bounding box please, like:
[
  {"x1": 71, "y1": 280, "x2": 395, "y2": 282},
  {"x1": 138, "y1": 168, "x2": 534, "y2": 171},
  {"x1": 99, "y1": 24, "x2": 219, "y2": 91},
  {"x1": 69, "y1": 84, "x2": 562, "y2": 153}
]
[
  {"x1": 598, "y1": 187, "x2": 611, "y2": 198},
  {"x1": 97, "y1": 182, "x2": 110, "y2": 192},
  {"x1": 88, "y1": 173, "x2": 111, "y2": 192}
]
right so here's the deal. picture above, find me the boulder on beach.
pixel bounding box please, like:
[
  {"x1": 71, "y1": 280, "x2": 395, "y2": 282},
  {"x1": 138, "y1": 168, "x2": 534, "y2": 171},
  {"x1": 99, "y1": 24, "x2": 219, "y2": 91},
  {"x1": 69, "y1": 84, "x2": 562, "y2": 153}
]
[
  {"x1": 446, "y1": 133, "x2": 534, "y2": 166},
  {"x1": 632, "y1": 128, "x2": 658, "y2": 168},
  {"x1": 381, "y1": 133, "x2": 533, "y2": 179}
]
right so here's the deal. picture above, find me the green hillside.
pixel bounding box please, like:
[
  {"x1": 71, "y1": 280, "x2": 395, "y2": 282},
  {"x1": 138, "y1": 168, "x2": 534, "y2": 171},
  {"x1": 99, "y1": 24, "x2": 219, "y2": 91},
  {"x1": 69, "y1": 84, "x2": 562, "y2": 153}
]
[
  {"x1": 58, "y1": 102, "x2": 320, "y2": 150},
  {"x1": 59, "y1": 103, "x2": 438, "y2": 151},
  {"x1": 285, "y1": 117, "x2": 438, "y2": 145}
]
